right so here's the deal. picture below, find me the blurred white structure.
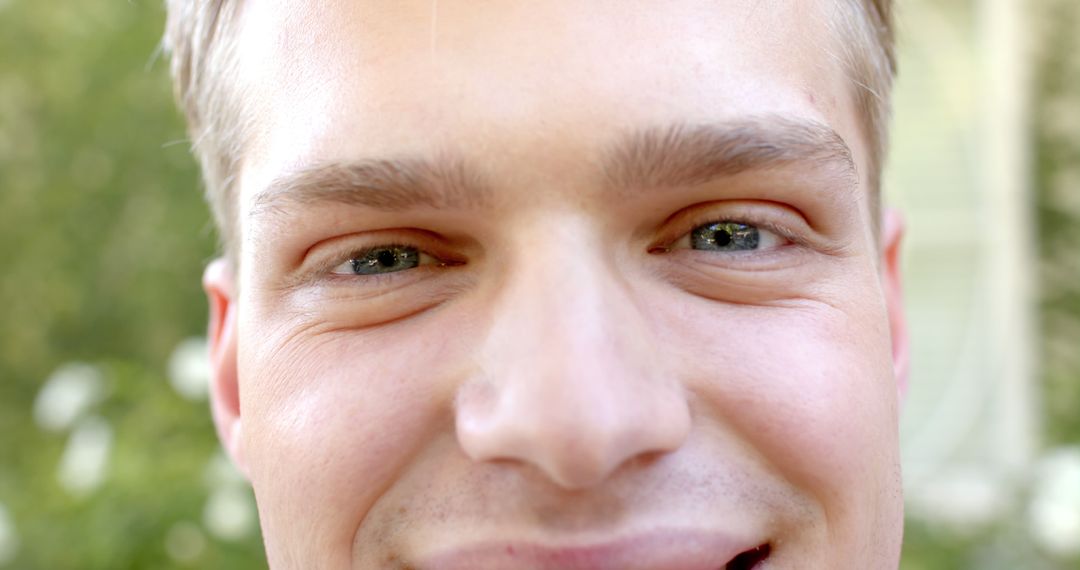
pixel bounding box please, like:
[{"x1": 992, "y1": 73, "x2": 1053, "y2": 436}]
[{"x1": 890, "y1": 0, "x2": 1038, "y2": 524}]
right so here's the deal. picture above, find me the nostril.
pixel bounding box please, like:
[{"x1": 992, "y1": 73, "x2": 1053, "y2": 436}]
[{"x1": 725, "y1": 543, "x2": 771, "y2": 570}]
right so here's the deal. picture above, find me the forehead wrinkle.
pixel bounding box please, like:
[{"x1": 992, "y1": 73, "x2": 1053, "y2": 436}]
[
  {"x1": 250, "y1": 155, "x2": 492, "y2": 222},
  {"x1": 602, "y1": 116, "x2": 859, "y2": 198}
]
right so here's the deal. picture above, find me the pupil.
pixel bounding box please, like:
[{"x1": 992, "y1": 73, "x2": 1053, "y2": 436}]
[
  {"x1": 376, "y1": 250, "x2": 397, "y2": 267},
  {"x1": 714, "y1": 228, "x2": 732, "y2": 247}
]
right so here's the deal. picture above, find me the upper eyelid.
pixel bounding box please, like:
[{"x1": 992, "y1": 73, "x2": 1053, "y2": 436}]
[
  {"x1": 310, "y1": 230, "x2": 454, "y2": 265},
  {"x1": 656, "y1": 205, "x2": 808, "y2": 251},
  {"x1": 666, "y1": 205, "x2": 857, "y2": 261},
  {"x1": 283, "y1": 236, "x2": 443, "y2": 289}
]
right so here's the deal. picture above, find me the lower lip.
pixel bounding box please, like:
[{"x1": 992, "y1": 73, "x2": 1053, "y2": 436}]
[{"x1": 417, "y1": 529, "x2": 762, "y2": 570}]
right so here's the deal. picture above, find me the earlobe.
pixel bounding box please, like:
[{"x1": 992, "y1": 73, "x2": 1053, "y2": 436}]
[
  {"x1": 203, "y1": 258, "x2": 247, "y2": 478},
  {"x1": 881, "y1": 209, "x2": 910, "y2": 404}
]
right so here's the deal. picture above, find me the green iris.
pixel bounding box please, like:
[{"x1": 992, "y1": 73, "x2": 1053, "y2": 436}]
[
  {"x1": 349, "y1": 246, "x2": 421, "y2": 275},
  {"x1": 690, "y1": 222, "x2": 760, "y2": 251}
]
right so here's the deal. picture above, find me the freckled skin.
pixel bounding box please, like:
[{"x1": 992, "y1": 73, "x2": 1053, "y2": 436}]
[{"x1": 202, "y1": 0, "x2": 909, "y2": 568}]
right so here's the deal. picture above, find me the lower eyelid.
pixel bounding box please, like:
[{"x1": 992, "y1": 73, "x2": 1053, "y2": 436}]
[
  {"x1": 321, "y1": 264, "x2": 436, "y2": 289},
  {"x1": 672, "y1": 245, "x2": 811, "y2": 274}
]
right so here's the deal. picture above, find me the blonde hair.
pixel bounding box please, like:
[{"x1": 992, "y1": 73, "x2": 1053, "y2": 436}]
[{"x1": 163, "y1": 0, "x2": 896, "y2": 257}]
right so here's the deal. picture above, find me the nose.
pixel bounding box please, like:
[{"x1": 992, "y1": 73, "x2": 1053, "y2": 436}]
[{"x1": 455, "y1": 221, "x2": 691, "y2": 490}]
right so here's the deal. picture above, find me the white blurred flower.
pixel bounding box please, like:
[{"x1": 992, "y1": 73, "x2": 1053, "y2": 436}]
[
  {"x1": 168, "y1": 337, "x2": 210, "y2": 401},
  {"x1": 203, "y1": 486, "x2": 256, "y2": 542},
  {"x1": 1028, "y1": 447, "x2": 1080, "y2": 557},
  {"x1": 33, "y1": 362, "x2": 105, "y2": 432},
  {"x1": 56, "y1": 415, "x2": 113, "y2": 497},
  {"x1": 165, "y1": 521, "x2": 206, "y2": 564},
  {"x1": 0, "y1": 502, "x2": 18, "y2": 566}
]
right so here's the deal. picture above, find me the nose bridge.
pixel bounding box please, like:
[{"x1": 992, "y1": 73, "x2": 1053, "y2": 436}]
[
  {"x1": 517, "y1": 223, "x2": 625, "y2": 366},
  {"x1": 455, "y1": 215, "x2": 690, "y2": 489},
  {"x1": 487, "y1": 214, "x2": 636, "y2": 376}
]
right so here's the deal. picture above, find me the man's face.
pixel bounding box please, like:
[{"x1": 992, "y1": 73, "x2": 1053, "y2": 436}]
[{"x1": 204, "y1": 0, "x2": 907, "y2": 567}]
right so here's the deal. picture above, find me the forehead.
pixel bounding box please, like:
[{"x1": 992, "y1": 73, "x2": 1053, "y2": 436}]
[{"x1": 232, "y1": 0, "x2": 864, "y2": 213}]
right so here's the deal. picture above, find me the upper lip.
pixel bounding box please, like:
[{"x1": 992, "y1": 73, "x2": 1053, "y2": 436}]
[{"x1": 415, "y1": 528, "x2": 764, "y2": 570}]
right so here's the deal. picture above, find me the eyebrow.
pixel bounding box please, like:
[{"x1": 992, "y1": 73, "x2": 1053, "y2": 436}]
[
  {"x1": 252, "y1": 116, "x2": 857, "y2": 218},
  {"x1": 602, "y1": 116, "x2": 857, "y2": 195},
  {"x1": 252, "y1": 155, "x2": 492, "y2": 218}
]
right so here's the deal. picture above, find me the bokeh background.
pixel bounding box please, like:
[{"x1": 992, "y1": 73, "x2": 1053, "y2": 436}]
[{"x1": 1, "y1": 0, "x2": 1078, "y2": 568}]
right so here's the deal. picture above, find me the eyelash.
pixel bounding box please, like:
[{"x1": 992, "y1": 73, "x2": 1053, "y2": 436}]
[
  {"x1": 650, "y1": 206, "x2": 807, "y2": 255},
  {"x1": 309, "y1": 236, "x2": 461, "y2": 286}
]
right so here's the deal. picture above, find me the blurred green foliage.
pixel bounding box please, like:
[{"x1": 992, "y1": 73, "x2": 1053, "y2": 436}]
[
  {"x1": 0, "y1": 0, "x2": 263, "y2": 567},
  {"x1": 0, "y1": 0, "x2": 1076, "y2": 568},
  {"x1": 1035, "y1": 0, "x2": 1080, "y2": 447}
]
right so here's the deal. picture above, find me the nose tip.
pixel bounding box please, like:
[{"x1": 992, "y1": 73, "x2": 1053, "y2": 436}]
[
  {"x1": 538, "y1": 409, "x2": 692, "y2": 489},
  {"x1": 456, "y1": 382, "x2": 692, "y2": 490}
]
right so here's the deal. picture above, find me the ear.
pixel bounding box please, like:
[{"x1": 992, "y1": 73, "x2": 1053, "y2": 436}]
[
  {"x1": 880, "y1": 208, "x2": 910, "y2": 404},
  {"x1": 203, "y1": 258, "x2": 247, "y2": 478}
]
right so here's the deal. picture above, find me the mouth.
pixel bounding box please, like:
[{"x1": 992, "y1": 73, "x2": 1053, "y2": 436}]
[{"x1": 417, "y1": 530, "x2": 773, "y2": 570}]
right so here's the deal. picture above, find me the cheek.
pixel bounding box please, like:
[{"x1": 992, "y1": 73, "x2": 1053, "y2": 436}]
[
  {"x1": 237, "y1": 313, "x2": 464, "y2": 559},
  {"x1": 660, "y1": 292, "x2": 899, "y2": 513}
]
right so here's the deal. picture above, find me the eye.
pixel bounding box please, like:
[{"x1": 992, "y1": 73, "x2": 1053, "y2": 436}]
[
  {"x1": 331, "y1": 245, "x2": 435, "y2": 276},
  {"x1": 668, "y1": 221, "x2": 787, "y2": 252}
]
